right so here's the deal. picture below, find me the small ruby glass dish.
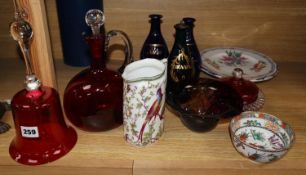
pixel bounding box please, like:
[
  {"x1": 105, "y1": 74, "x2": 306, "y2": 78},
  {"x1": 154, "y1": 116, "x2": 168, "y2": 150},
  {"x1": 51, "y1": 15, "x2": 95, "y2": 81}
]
[{"x1": 222, "y1": 68, "x2": 264, "y2": 111}]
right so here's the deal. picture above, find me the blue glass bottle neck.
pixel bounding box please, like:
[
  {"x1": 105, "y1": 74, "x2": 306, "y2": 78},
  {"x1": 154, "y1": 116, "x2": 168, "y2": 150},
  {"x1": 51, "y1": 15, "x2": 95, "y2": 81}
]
[
  {"x1": 186, "y1": 25, "x2": 195, "y2": 43},
  {"x1": 182, "y1": 18, "x2": 196, "y2": 43},
  {"x1": 150, "y1": 19, "x2": 162, "y2": 34},
  {"x1": 174, "y1": 29, "x2": 187, "y2": 45}
]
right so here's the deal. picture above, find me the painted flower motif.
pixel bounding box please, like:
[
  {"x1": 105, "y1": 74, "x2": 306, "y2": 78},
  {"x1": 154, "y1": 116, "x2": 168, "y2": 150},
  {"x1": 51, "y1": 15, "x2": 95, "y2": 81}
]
[
  {"x1": 204, "y1": 58, "x2": 220, "y2": 70},
  {"x1": 234, "y1": 136, "x2": 245, "y2": 149},
  {"x1": 244, "y1": 120, "x2": 261, "y2": 127},
  {"x1": 250, "y1": 60, "x2": 266, "y2": 72},
  {"x1": 239, "y1": 132, "x2": 249, "y2": 142},
  {"x1": 258, "y1": 113, "x2": 265, "y2": 119},
  {"x1": 268, "y1": 134, "x2": 284, "y2": 150},
  {"x1": 221, "y1": 50, "x2": 248, "y2": 66},
  {"x1": 265, "y1": 114, "x2": 279, "y2": 123},
  {"x1": 251, "y1": 129, "x2": 265, "y2": 142},
  {"x1": 264, "y1": 121, "x2": 279, "y2": 132},
  {"x1": 248, "y1": 153, "x2": 262, "y2": 161}
]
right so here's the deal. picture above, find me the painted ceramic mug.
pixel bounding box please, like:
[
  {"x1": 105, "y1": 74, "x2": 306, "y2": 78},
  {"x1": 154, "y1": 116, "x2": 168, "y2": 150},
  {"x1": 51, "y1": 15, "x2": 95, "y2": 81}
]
[{"x1": 122, "y1": 58, "x2": 167, "y2": 146}]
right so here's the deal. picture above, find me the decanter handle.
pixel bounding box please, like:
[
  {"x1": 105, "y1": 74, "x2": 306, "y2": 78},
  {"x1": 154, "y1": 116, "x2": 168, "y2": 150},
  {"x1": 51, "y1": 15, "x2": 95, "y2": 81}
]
[{"x1": 105, "y1": 30, "x2": 134, "y2": 74}]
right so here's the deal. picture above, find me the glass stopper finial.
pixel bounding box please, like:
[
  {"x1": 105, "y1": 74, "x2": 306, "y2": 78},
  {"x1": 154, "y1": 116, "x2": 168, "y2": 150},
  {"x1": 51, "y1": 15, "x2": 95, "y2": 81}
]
[
  {"x1": 10, "y1": 17, "x2": 41, "y2": 91},
  {"x1": 10, "y1": 18, "x2": 33, "y2": 76},
  {"x1": 10, "y1": 19, "x2": 33, "y2": 44},
  {"x1": 85, "y1": 9, "x2": 105, "y2": 36},
  {"x1": 232, "y1": 68, "x2": 244, "y2": 79}
]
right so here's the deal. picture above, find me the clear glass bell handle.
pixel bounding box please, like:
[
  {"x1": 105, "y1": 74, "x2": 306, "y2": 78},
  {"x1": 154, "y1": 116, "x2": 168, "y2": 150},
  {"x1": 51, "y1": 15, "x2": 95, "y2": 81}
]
[
  {"x1": 10, "y1": 17, "x2": 42, "y2": 91},
  {"x1": 105, "y1": 30, "x2": 134, "y2": 74},
  {"x1": 10, "y1": 19, "x2": 33, "y2": 76}
]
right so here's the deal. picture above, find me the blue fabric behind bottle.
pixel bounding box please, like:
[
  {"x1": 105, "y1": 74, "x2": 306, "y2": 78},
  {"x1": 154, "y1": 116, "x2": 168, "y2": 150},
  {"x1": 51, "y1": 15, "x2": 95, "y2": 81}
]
[{"x1": 56, "y1": 0, "x2": 103, "y2": 67}]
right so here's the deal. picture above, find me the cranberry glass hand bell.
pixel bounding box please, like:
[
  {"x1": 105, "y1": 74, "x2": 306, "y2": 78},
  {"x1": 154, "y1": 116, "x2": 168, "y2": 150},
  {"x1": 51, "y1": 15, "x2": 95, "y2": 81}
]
[
  {"x1": 9, "y1": 16, "x2": 77, "y2": 165},
  {"x1": 63, "y1": 9, "x2": 133, "y2": 132}
]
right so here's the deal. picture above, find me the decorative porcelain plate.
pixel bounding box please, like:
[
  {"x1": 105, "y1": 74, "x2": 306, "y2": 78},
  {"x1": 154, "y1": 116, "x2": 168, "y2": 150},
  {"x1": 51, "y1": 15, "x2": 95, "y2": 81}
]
[{"x1": 200, "y1": 48, "x2": 278, "y2": 82}]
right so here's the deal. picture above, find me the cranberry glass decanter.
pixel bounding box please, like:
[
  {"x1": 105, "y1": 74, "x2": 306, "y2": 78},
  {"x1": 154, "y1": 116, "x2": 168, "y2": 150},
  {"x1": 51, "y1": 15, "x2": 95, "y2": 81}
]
[
  {"x1": 222, "y1": 68, "x2": 265, "y2": 111},
  {"x1": 9, "y1": 15, "x2": 77, "y2": 165},
  {"x1": 64, "y1": 9, "x2": 133, "y2": 132}
]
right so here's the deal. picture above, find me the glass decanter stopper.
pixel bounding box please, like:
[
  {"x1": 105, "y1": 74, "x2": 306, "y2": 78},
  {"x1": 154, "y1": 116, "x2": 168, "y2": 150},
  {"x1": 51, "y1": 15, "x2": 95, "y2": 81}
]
[
  {"x1": 140, "y1": 14, "x2": 169, "y2": 60},
  {"x1": 85, "y1": 9, "x2": 105, "y2": 36},
  {"x1": 181, "y1": 17, "x2": 201, "y2": 83},
  {"x1": 167, "y1": 23, "x2": 195, "y2": 97},
  {"x1": 9, "y1": 15, "x2": 77, "y2": 165},
  {"x1": 63, "y1": 9, "x2": 133, "y2": 132},
  {"x1": 221, "y1": 68, "x2": 265, "y2": 111}
]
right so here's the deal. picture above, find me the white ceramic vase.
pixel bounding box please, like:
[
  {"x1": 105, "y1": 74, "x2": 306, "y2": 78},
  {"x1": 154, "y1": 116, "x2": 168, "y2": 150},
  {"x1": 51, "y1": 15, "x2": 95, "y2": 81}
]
[{"x1": 122, "y1": 58, "x2": 167, "y2": 146}]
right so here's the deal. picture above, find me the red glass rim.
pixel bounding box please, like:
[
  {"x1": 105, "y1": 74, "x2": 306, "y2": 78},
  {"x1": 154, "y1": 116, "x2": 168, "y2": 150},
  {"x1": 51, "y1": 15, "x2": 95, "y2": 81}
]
[{"x1": 9, "y1": 126, "x2": 77, "y2": 165}]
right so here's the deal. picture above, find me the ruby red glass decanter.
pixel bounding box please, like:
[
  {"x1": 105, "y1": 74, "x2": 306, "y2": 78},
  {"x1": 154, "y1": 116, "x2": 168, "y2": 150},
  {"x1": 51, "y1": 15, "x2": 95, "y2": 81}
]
[
  {"x1": 221, "y1": 68, "x2": 265, "y2": 111},
  {"x1": 64, "y1": 9, "x2": 133, "y2": 132},
  {"x1": 9, "y1": 14, "x2": 77, "y2": 165}
]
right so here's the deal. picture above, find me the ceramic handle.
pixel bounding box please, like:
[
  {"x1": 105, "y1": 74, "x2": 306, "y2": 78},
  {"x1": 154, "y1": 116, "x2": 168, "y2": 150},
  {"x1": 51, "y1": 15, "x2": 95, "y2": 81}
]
[{"x1": 106, "y1": 30, "x2": 134, "y2": 74}]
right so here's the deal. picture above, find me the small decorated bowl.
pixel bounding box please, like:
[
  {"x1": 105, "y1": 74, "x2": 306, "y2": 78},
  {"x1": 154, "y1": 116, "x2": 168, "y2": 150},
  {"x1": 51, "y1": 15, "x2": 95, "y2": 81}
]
[{"x1": 229, "y1": 111, "x2": 295, "y2": 163}]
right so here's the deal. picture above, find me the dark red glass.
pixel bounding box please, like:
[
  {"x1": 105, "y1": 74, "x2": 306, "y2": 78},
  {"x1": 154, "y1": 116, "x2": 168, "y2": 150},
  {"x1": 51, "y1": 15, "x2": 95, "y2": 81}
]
[
  {"x1": 10, "y1": 86, "x2": 77, "y2": 165},
  {"x1": 9, "y1": 12, "x2": 77, "y2": 165},
  {"x1": 63, "y1": 35, "x2": 124, "y2": 132},
  {"x1": 221, "y1": 68, "x2": 265, "y2": 111},
  {"x1": 223, "y1": 77, "x2": 259, "y2": 104},
  {"x1": 168, "y1": 78, "x2": 243, "y2": 132}
]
